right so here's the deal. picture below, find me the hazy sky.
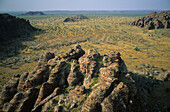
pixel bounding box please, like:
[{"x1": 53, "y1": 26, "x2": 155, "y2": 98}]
[{"x1": 0, "y1": 0, "x2": 170, "y2": 11}]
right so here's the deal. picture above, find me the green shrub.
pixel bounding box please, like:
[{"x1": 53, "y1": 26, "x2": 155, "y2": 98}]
[{"x1": 134, "y1": 47, "x2": 140, "y2": 51}]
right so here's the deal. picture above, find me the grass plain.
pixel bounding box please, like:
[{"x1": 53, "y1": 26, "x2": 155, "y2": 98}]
[{"x1": 0, "y1": 12, "x2": 170, "y2": 91}]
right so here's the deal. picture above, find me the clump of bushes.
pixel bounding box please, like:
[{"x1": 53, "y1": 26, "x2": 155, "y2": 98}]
[{"x1": 134, "y1": 47, "x2": 140, "y2": 51}]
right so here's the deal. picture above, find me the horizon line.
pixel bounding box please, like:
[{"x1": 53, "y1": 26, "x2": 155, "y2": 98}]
[{"x1": 0, "y1": 9, "x2": 170, "y2": 12}]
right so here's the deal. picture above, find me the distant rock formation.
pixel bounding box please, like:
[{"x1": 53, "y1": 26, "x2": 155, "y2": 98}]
[
  {"x1": 0, "y1": 14, "x2": 37, "y2": 41},
  {"x1": 63, "y1": 15, "x2": 88, "y2": 22},
  {"x1": 131, "y1": 11, "x2": 170, "y2": 30},
  {"x1": 0, "y1": 44, "x2": 164, "y2": 112},
  {"x1": 22, "y1": 11, "x2": 45, "y2": 15}
]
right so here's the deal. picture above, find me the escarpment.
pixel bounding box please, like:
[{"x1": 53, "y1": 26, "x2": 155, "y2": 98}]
[
  {"x1": 131, "y1": 10, "x2": 170, "y2": 30},
  {"x1": 0, "y1": 14, "x2": 38, "y2": 41},
  {"x1": 0, "y1": 45, "x2": 160, "y2": 112}
]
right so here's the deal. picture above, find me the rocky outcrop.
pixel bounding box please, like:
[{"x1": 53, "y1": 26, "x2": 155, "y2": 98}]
[
  {"x1": 0, "y1": 74, "x2": 20, "y2": 104},
  {"x1": 79, "y1": 49, "x2": 100, "y2": 89},
  {"x1": 101, "y1": 82, "x2": 130, "y2": 112},
  {"x1": 32, "y1": 87, "x2": 61, "y2": 112},
  {"x1": 0, "y1": 14, "x2": 38, "y2": 41},
  {"x1": 0, "y1": 44, "x2": 162, "y2": 112},
  {"x1": 22, "y1": 52, "x2": 54, "y2": 91},
  {"x1": 3, "y1": 88, "x2": 38, "y2": 112},
  {"x1": 17, "y1": 73, "x2": 29, "y2": 92},
  {"x1": 131, "y1": 11, "x2": 170, "y2": 30},
  {"x1": 63, "y1": 17, "x2": 75, "y2": 22},
  {"x1": 22, "y1": 11, "x2": 45, "y2": 15},
  {"x1": 67, "y1": 60, "x2": 83, "y2": 86},
  {"x1": 63, "y1": 15, "x2": 88, "y2": 22},
  {"x1": 62, "y1": 44, "x2": 85, "y2": 61},
  {"x1": 81, "y1": 51, "x2": 128, "y2": 112}
]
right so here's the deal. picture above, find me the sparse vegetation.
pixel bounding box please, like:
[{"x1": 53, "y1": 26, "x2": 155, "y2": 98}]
[{"x1": 0, "y1": 12, "x2": 169, "y2": 92}]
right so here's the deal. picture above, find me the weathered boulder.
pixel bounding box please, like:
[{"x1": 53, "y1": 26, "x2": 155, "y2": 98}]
[
  {"x1": 47, "y1": 56, "x2": 61, "y2": 69},
  {"x1": 88, "y1": 49, "x2": 100, "y2": 59},
  {"x1": 101, "y1": 82, "x2": 130, "y2": 112},
  {"x1": 103, "y1": 51, "x2": 120, "y2": 66},
  {"x1": 33, "y1": 60, "x2": 69, "y2": 105},
  {"x1": 48, "y1": 60, "x2": 68, "y2": 86},
  {"x1": 34, "y1": 82, "x2": 54, "y2": 106},
  {"x1": 63, "y1": 44, "x2": 85, "y2": 60},
  {"x1": 17, "y1": 72, "x2": 29, "y2": 92},
  {"x1": 81, "y1": 60, "x2": 122, "y2": 111},
  {"x1": 22, "y1": 52, "x2": 54, "y2": 91},
  {"x1": 67, "y1": 60, "x2": 83, "y2": 86},
  {"x1": 79, "y1": 49, "x2": 100, "y2": 89},
  {"x1": 3, "y1": 88, "x2": 38, "y2": 112},
  {"x1": 23, "y1": 66, "x2": 49, "y2": 91},
  {"x1": 103, "y1": 51, "x2": 127, "y2": 74},
  {"x1": 31, "y1": 46, "x2": 84, "y2": 111},
  {"x1": 99, "y1": 63, "x2": 119, "y2": 88},
  {"x1": 81, "y1": 50, "x2": 136, "y2": 112},
  {"x1": 38, "y1": 52, "x2": 55, "y2": 67}
]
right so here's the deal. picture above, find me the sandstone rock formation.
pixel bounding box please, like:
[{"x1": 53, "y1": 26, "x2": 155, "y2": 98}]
[
  {"x1": 0, "y1": 44, "x2": 162, "y2": 112},
  {"x1": 131, "y1": 11, "x2": 170, "y2": 30},
  {"x1": 63, "y1": 15, "x2": 88, "y2": 22},
  {"x1": 22, "y1": 11, "x2": 45, "y2": 15},
  {"x1": 0, "y1": 74, "x2": 20, "y2": 104},
  {"x1": 3, "y1": 88, "x2": 38, "y2": 112},
  {"x1": 79, "y1": 49, "x2": 100, "y2": 89},
  {"x1": 0, "y1": 14, "x2": 38, "y2": 41},
  {"x1": 67, "y1": 60, "x2": 83, "y2": 87}
]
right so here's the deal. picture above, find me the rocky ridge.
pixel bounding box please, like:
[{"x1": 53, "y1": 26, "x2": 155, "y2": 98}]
[
  {"x1": 131, "y1": 11, "x2": 170, "y2": 30},
  {"x1": 63, "y1": 15, "x2": 88, "y2": 22},
  {"x1": 0, "y1": 45, "x2": 162, "y2": 112},
  {"x1": 22, "y1": 11, "x2": 45, "y2": 16},
  {"x1": 0, "y1": 14, "x2": 37, "y2": 41}
]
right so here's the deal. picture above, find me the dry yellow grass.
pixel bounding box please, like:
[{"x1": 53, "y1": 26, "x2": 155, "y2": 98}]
[
  {"x1": 0, "y1": 61, "x2": 37, "y2": 90},
  {"x1": 0, "y1": 15, "x2": 170, "y2": 90}
]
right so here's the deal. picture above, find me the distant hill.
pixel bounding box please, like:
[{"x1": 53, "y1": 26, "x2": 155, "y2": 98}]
[
  {"x1": 22, "y1": 11, "x2": 45, "y2": 15},
  {"x1": 63, "y1": 15, "x2": 88, "y2": 22},
  {"x1": 131, "y1": 10, "x2": 170, "y2": 30},
  {"x1": 0, "y1": 13, "x2": 38, "y2": 41}
]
